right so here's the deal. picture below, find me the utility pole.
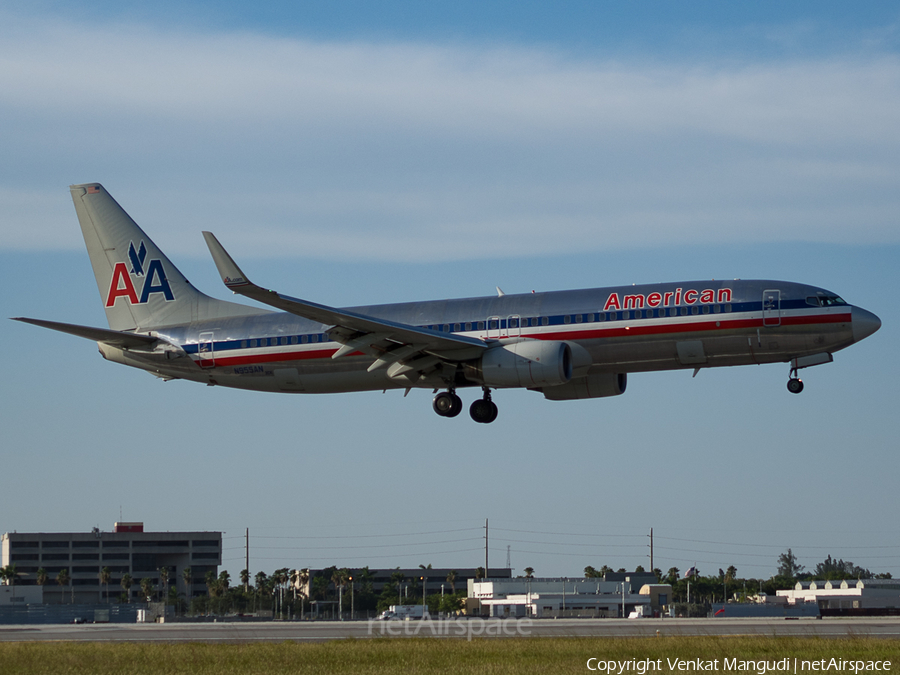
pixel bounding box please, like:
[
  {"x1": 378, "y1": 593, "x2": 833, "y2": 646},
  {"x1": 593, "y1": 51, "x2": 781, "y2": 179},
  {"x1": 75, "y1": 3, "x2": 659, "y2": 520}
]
[
  {"x1": 649, "y1": 528, "x2": 653, "y2": 573},
  {"x1": 484, "y1": 518, "x2": 489, "y2": 578},
  {"x1": 245, "y1": 528, "x2": 249, "y2": 593}
]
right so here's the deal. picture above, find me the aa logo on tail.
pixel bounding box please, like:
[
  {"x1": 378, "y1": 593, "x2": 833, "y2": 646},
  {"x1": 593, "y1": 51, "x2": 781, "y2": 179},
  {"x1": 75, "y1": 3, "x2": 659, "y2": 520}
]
[{"x1": 105, "y1": 241, "x2": 175, "y2": 307}]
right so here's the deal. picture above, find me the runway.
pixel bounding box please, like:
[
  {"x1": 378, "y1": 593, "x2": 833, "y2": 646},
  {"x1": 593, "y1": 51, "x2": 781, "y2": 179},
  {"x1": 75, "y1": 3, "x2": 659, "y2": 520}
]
[{"x1": 3, "y1": 617, "x2": 900, "y2": 643}]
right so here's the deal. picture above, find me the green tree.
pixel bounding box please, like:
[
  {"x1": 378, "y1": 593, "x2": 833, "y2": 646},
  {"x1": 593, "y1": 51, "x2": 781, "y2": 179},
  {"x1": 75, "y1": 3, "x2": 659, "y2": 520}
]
[
  {"x1": 777, "y1": 549, "x2": 804, "y2": 580},
  {"x1": 446, "y1": 570, "x2": 457, "y2": 593},
  {"x1": 159, "y1": 567, "x2": 170, "y2": 604},
  {"x1": 666, "y1": 567, "x2": 680, "y2": 584},
  {"x1": 634, "y1": 565, "x2": 646, "y2": 573},
  {"x1": 523, "y1": 567, "x2": 534, "y2": 578},
  {"x1": 140, "y1": 577, "x2": 155, "y2": 603},
  {"x1": 584, "y1": 566, "x2": 598, "y2": 578},
  {"x1": 99, "y1": 567, "x2": 112, "y2": 603},
  {"x1": 56, "y1": 568, "x2": 71, "y2": 604},
  {"x1": 182, "y1": 567, "x2": 192, "y2": 608},
  {"x1": 120, "y1": 573, "x2": 133, "y2": 603}
]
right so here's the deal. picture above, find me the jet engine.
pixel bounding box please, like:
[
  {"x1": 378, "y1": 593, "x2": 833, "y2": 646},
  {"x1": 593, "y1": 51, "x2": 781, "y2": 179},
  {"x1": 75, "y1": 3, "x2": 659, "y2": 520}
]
[
  {"x1": 537, "y1": 372, "x2": 627, "y2": 400},
  {"x1": 468, "y1": 340, "x2": 573, "y2": 388}
]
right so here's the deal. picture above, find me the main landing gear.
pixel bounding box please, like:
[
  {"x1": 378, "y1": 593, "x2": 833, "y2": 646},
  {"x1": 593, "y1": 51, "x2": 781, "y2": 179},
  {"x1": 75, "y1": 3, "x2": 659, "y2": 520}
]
[
  {"x1": 469, "y1": 388, "x2": 498, "y2": 424},
  {"x1": 787, "y1": 366, "x2": 804, "y2": 394},
  {"x1": 432, "y1": 390, "x2": 463, "y2": 417},
  {"x1": 432, "y1": 388, "x2": 498, "y2": 423}
]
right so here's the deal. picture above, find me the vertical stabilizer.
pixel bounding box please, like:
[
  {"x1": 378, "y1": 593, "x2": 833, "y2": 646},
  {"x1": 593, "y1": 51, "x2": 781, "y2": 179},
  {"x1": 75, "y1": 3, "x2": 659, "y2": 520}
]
[{"x1": 70, "y1": 183, "x2": 264, "y2": 331}]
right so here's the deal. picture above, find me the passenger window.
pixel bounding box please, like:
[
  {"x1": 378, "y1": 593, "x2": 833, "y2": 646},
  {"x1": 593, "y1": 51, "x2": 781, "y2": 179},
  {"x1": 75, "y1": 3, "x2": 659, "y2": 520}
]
[
  {"x1": 454, "y1": 323, "x2": 461, "y2": 332},
  {"x1": 280, "y1": 337, "x2": 287, "y2": 345},
  {"x1": 564, "y1": 315, "x2": 571, "y2": 324},
  {"x1": 290, "y1": 336, "x2": 298, "y2": 344},
  {"x1": 300, "y1": 336, "x2": 307, "y2": 344},
  {"x1": 725, "y1": 304, "x2": 732, "y2": 312},
  {"x1": 680, "y1": 307, "x2": 688, "y2": 316},
  {"x1": 443, "y1": 324, "x2": 450, "y2": 332},
  {"x1": 574, "y1": 314, "x2": 582, "y2": 323},
  {"x1": 713, "y1": 305, "x2": 720, "y2": 314},
  {"x1": 702, "y1": 305, "x2": 710, "y2": 314},
  {"x1": 587, "y1": 313, "x2": 594, "y2": 322},
  {"x1": 478, "y1": 321, "x2": 485, "y2": 330},
  {"x1": 509, "y1": 318, "x2": 518, "y2": 328},
  {"x1": 541, "y1": 317, "x2": 549, "y2": 326},
  {"x1": 489, "y1": 320, "x2": 498, "y2": 330},
  {"x1": 692, "y1": 306, "x2": 699, "y2": 315},
  {"x1": 465, "y1": 322, "x2": 472, "y2": 331}
]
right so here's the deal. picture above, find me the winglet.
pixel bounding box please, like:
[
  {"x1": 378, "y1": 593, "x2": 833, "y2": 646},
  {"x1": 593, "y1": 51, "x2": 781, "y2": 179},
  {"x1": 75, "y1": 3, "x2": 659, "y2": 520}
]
[{"x1": 202, "y1": 232, "x2": 252, "y2": 289}]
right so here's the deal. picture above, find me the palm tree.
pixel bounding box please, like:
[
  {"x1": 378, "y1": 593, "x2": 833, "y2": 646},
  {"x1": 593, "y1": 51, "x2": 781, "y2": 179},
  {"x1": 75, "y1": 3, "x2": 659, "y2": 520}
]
[
  {"x1": 120, "y1": 573, "x2": 133, "y2": 603},
  {"x1": 140, "y1": 577, "x2": 155, "y2": 603},
  {"x1": 36, "y1": 568, "x2": 48, "y2": 590},
  {"x1": 446, "y1": 570, "x2": 457, "y2": 593},
  {"x1": 523, "y1": 567, "x2": 534, "y2": 578},
  {"x1": 390, "y1": 571, "x2": 405, "y2": 605},
  {"x1": 182, "y1": 567, "x2": 192, "y2": 608},
  {"x1": 56, "y1": 568, "x2": 71, "y2": 604},
  {"x1": 240, "y1": 568, "x2": 250, "y2": 593},
  {"x1": 158, "y1": 567, "x2": 170, "y2": 605},
  {"x1": 297, "y1": 569, "x2": 310, "y2": 619},
  {"x1": 99, "y1": 567, "x2": 111, "y2": 603}
]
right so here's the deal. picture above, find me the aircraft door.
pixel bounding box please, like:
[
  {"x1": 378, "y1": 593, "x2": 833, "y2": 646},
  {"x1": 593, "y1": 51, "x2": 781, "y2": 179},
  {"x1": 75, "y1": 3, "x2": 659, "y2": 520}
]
[
  {"x1": 487, "y1": 316, "x2": 501, "y2": 339},
  {"x1": 762, "y1": 290, "x2": 781, "y2": 327},
  {"x1": 507, "y1": 315, "x2": 521, "y2": 338},
  {"x1": 198, "y1": 331, "x2": 215, "y2": 368}
]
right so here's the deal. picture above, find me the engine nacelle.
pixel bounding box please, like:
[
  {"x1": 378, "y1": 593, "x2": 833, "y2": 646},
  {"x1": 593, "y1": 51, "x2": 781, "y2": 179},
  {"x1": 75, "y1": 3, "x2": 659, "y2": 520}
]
[
  {"x1": 537, "y1": 372, "x2": 627, "y2": 401},
  {"x1": 472, "y1": 340, "x2": 573, "y2": 388}
]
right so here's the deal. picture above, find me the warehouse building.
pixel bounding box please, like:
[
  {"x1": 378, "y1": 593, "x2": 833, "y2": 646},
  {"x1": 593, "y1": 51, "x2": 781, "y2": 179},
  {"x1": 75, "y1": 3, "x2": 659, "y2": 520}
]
[{"x1": 776, "y1": 579, "x2": 900, "y2": 611}]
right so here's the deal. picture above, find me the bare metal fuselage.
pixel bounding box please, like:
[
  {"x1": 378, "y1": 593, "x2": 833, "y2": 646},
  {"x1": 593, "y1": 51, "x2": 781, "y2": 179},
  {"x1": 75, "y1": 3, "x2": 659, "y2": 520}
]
[{"x1": 101, "y1": 279, "x2": 861, "y2": 395}]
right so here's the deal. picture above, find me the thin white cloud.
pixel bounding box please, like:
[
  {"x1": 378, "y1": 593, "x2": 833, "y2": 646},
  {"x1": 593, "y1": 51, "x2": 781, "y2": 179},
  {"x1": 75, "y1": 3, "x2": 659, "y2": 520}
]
[{"x1": 1, "y1": 12, "x2": 898, "y2": 260}]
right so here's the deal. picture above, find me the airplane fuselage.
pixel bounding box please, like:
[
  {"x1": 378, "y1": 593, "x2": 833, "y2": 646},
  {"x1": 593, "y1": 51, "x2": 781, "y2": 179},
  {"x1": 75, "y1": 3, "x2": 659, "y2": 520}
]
[{"x1": 101, "y1": 278, "x2": 862, "y2": 395}]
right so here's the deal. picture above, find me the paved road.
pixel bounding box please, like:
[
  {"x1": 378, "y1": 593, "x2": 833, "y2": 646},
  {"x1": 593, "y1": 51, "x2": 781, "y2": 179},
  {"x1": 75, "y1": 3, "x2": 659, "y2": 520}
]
[{"x1": 3, "y1": 617, "x2": 900, "y2": 643}]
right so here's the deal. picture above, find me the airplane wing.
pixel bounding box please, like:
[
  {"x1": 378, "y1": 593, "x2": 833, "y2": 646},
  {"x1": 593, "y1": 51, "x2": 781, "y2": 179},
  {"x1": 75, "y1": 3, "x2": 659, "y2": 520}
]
[
  {"x1": 202, "y1": 233, "x2": 488, "y2": 374},
  {"x1": 11, "y1": 317, "x2": 160, "y2": 349}
]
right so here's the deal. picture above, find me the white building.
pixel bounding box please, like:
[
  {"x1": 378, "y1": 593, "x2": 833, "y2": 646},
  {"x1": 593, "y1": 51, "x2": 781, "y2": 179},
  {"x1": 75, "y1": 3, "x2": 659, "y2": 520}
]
[
  {"x1": 468, "y1": 577, "x2": 659, "y2": 618},
  {"x1": 776, "y1": 579, "x2": 900, "y2": 610}
]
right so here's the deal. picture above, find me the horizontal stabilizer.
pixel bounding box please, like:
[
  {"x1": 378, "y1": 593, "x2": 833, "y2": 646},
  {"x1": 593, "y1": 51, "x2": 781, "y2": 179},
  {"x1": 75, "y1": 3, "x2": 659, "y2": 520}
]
[{"x1": 12, "y1": 317, "x2": 159, "y2": 349}]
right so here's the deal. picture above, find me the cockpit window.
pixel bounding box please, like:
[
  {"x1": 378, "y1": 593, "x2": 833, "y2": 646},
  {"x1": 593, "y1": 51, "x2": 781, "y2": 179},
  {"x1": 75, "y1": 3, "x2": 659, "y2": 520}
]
[{"x1": 808, "y1": 295, "x2": 846, "y2": 307}]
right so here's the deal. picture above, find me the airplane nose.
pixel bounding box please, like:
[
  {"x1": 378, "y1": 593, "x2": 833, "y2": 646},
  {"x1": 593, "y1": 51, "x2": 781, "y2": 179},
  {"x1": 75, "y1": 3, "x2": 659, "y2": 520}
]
[{"x1": 852, "y1": 306, "x2": 881, "y2": 343}]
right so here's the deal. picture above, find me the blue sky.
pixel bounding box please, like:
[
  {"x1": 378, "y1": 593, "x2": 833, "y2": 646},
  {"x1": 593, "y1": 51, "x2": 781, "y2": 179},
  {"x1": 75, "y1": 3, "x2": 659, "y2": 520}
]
[{"x1": 2, "y1": 2, "x2": 899, "y2": 582}]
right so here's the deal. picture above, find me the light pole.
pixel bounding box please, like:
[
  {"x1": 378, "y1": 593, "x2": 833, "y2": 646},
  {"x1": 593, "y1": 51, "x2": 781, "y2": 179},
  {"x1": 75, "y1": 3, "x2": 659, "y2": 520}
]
[
  {"x1": 349, "y1": 576, "x2": 354, "y2": 621},
  {"x1": 421, "y1": 576, "x2": 426, "y2": 616}
]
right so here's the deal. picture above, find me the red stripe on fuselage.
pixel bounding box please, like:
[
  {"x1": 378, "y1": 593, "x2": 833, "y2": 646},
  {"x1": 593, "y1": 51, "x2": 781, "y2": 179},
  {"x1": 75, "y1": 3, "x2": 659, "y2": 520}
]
[{"x1": 196, "y1": 312, "x2": 851, "y2": 368}]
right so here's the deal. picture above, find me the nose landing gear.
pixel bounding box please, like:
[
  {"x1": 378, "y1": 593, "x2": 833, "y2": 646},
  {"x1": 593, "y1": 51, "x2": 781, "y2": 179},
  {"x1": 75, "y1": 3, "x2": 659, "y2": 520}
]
[
  {"x1": 787, "y1": 366, "x2": 804, "y2": 394},
  {"x1": 469, "y1": 388, "x2": 498, "y2": 424}
]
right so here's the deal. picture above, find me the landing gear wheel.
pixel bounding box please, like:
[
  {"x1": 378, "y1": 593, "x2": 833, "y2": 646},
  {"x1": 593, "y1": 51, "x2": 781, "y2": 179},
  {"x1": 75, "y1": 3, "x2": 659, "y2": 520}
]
[
  {"x1": 433, "y1": 391, "x2": 463, "y2": 417},
  {"x1": 787, "y1": 378, "x2": 804, "y2": 394},
  {"x1": 470, "y1": 389, "x2": 499, "y2": 424}
]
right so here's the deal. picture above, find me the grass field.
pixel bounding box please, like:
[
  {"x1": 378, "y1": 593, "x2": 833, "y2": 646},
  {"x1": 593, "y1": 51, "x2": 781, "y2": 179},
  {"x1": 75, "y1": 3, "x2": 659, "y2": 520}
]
[{"x1": 1, "y1": 637, "x2": 899, "y2": 675}]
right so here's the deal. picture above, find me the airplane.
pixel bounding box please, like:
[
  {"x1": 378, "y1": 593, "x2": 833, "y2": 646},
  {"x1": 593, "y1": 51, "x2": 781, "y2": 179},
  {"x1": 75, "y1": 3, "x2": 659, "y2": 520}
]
[{"x1": 13, "y1": 183, "x2": 881, "y2": 424}]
